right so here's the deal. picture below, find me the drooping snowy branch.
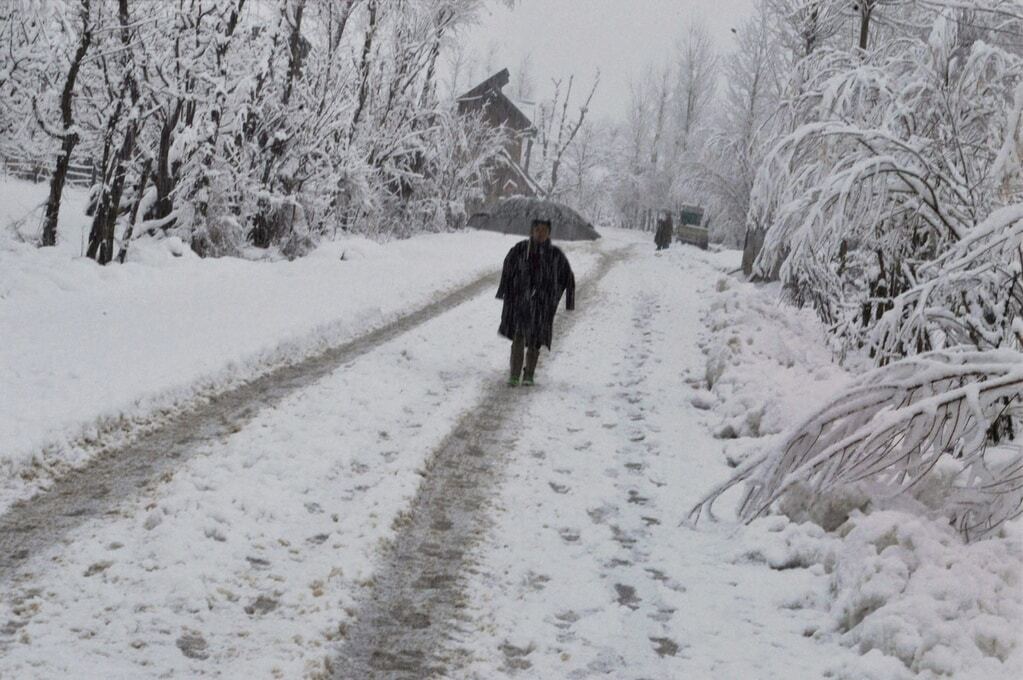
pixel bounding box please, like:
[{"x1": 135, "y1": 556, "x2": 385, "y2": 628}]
[{"x1": 690, "y1": 347, "x2": 1023, "y2": 540}]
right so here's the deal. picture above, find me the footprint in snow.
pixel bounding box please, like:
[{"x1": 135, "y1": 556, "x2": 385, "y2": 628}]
[
  {"x1": 558, "y1": 528, "x2": 580, "y2": 543},
  {"x1": 614, "y1": 583, "x2": 641, "y2": 610},
  {"x1": 244, "y1": 595, "x2": 278, "y2": 616},
  {"x1": 548, "y1": 481, "x2": 569, "y2": 494},
  {"x1": 176, "y1": 632, "x2": 209, "y2": 660},
  {"x1": 650, "y1": 636, "x2": 681, "y2": 657},
  {"x1": 627, "y1": 490, "x2": 650, "y2": 505}
]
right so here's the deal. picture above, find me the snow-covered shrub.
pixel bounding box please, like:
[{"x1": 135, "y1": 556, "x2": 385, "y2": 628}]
[
  {"x1": 694, "y1": 240, "x2": 1023, "y2": 679},
  {"x1": 692, "y1": 347, "x2": 1023, "y2": 540},
  {"x1": 701, "y1": 0, "x2": 1023, "y2": 549},
  {"x1": 870, "y1": 204, "x2": 1023, "y2": 363},
  {"x1": 3, "y1": 1, "x2": 512, "y2": 259},
  {"x1": 750, "y1": 4, "x2": 1023, "y2": 351}
]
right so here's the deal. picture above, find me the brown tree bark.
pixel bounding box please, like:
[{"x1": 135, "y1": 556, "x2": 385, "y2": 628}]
[
  {"x1": 117, "y1": 157, "x2": 152, "y2": 263},
  {"x1": 151, "y1": 101, "x2": 182, "y2": 226},
  {"x1": 858, "y1": 1, "x2": 875, "y2": 50},
  {"x1": 88, "y1": 0, "x2": 142, "y2": 263},
  {"x1": 94, "y1": 122, "x2": 138, "y2": 263},
  {"x1": 40, "y1": 0, "x2": 92, "y2": 247},
  {"x1": 348, "y1": 0, "x2": 377, "y2": 144}
]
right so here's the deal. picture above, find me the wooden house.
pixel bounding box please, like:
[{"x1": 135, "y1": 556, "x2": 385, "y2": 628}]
[{"x1": 457, "y1": 68, "x2": 541, "y2": 209}]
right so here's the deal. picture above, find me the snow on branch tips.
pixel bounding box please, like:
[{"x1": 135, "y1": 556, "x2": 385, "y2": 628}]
[
  {"x1": 870, "y1": 204, "x2": 1023, "y2": 363},
  {"x1": 689, "y1": 347, "x2": 1023, "y2": 541},
  {"x1": 747, "y1": 6, "x2": 1023, "y2": 348}
]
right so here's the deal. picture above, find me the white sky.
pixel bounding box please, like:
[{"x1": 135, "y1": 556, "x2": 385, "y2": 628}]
[{"x1": 459, "y1": 0, "x2": 757, "y2": 122}]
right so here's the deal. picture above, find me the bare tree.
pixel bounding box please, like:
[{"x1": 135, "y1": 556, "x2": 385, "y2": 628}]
[
  {"x1": 532, "y1": 72, "x2": 600, "y2": 196},
  {"x1": 511, "y1": 52, "x2": 535, "y2": 101},
  {"x1": 671, "y1": 21, "x2": 718, "y2": 154},
  {"x1": 689, "y1": 5, "x2": 781, "y2": 246},
  {"x1": 37, "y1": 0, "x2": 93, "y2": 247}
]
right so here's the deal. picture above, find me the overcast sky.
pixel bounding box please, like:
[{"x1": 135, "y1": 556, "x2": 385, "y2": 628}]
[{"x1": 459, "y1": 0, "x2": 757, "y2": 122}]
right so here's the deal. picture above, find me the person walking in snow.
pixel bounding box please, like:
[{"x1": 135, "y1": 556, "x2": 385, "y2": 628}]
[
  {"x1": 654, "y1": 212, "x2": 673, "y2": 250},
  {"x1": 496, "y1": 218, "x2": 575, "y2": 387}
]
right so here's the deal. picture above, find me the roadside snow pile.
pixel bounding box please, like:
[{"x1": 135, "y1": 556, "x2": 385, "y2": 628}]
[
  {"x1": 741, "y1": 510, "x2": 1022, "y2": 680},
  {"x1": 700, "y1": 272, "x2": 1023, "y2": 679},
  {"x1": 0, "y1": 177, "x2": 534, "y2": 512},
  {"x1": 831, "y1": 511, "x2": 1021, "y2": 678},
  {"x1": 696, "y1": 274, "x2": 848, "y2": 447}
]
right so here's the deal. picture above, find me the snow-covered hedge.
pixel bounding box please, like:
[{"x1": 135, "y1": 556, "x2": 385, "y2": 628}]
[{"x1": 693, "y1": 269, "x2": 1023, "y2": 679}]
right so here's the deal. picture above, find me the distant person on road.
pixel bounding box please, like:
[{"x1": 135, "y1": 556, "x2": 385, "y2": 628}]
[
  {"x1": 654, "y1": 213, "x2": 672, "y2": 250},
  {"x1": 496, "y1": 219, "x2": 575, "y2": 387}
]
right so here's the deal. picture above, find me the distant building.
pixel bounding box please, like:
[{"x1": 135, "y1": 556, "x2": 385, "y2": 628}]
[{"x1": 457, "y1": 68, "x2": 542, "y2": 209}]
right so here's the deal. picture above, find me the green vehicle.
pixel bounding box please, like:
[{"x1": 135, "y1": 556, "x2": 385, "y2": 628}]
[{"x1": 676, "y1": 204, "x2": 708, "y2": 250}]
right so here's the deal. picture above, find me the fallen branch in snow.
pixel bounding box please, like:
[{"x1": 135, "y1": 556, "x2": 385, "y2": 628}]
[{"x1": 688, "y1": 347, "x2": 1023, "y2": 540}]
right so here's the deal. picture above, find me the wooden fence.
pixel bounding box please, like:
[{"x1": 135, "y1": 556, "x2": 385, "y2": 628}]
[{"x1": 2, "y1": 156, "x2": 97, "y2": 188}]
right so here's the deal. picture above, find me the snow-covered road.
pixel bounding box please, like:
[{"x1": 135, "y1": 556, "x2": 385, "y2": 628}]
[
  {"x1": 0, "y1": 268, "x2": 503, "y2": 583},
  {"x1": 4, "y1": 228, "x2": 997, "y2": 679},
  {"x1": 454, "y1": 244, "x2": 859, "y2": 678}
]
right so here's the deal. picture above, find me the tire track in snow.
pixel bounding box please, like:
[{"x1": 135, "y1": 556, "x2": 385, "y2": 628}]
[
  {"x1": 0, "y1": 271, "x2": 503, "y2": 584},
  {"x1": 329, "y1": 247, "x2": 625, "y2": 680}
]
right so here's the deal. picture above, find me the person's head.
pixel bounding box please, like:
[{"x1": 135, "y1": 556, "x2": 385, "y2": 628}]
[{"x1": 530, "y1": 219, "x2": 552, "y2": 243}]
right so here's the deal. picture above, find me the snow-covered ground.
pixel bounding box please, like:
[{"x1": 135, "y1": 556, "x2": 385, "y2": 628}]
[
  {"x1": 1, "y1": 182, "x2": 1019, "y2": 679},
  {"x1": 454, "y1": 248, "x2": 1020, "y2": 680},
  {"x1": 0, "y1": 191, "x2": 606, "y2": 676},
  {"x1": 1, "y1": 177, "x2": 530, "y2": 512},
  {"x1": 456, "y1": 245, "x2": 862, "y2": 677}
]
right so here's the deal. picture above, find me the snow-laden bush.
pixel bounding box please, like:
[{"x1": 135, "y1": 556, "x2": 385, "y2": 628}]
[
  {"x1": 750, "y1": 4, "x2": 1023, "y2": 348},
  {"x1": 694, "y1": 254, "x2": 1022, "y2": 677},
  {"x1": 4, "y1": 1, "x2": 511, "y2": 259},
  {"x1": 692, "y1": 347, "x2": 1023, "y2": 540},
  {"x1": 870, "y1": 204, "x2": 1023, "y2": 363}
]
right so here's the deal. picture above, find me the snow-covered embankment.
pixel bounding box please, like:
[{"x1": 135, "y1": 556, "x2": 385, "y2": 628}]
[
  {"x1": 1, "y1": 177, "x2": 514, "y2": 511},
  {"x1": 698, "y1": 272, "x2": 1023, "y2": 680}
]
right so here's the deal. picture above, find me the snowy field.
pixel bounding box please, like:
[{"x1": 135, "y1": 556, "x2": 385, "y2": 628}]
[
  {"x1": 3, "y1": 0, "x2": 1021, "y2": 676},
  {"x1": 1, "y1": 179, "x2": 1020, "y2": 678},
  {"x1": 0, "y1": 177, "x2": 558, "y2": 512}
]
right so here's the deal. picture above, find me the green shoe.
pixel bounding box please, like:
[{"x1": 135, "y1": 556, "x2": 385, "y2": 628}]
[
  {"x1": 507, "y1": 377, "x2": 520, "y2": 387},
  {"x1": 521, "y1": 377, "x2": 535, "y2": 387}
]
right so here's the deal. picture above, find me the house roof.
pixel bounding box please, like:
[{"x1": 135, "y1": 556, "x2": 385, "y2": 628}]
[
  {"x1": 498, "y1": 149, "x2": 544, "y2": 197},
  {"x1": 457, "y1": 68, "x2": 534, "y2": 132}
]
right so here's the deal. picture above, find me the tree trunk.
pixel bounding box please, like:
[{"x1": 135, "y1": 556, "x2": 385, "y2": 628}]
[
  {"x1": 349, "y1": 0, "x2": 377, "y2": 143},
  {"x1": 40, "y1": 0, "x2": 92, "y2": 247},
  {"x1": 89, "y1": 0, "x2": 142, "y2": 263},
  {"x1": 282, "y1": 0, "x2": 306, "y2": 107},
  {"x1": 150, "y1": 101, "x2": 182, "y2": 226},
  {"x1": 86, "y1": 102, "x2": 123, "y2": 259},
  {"x1": 42, "y1": 139, "x2": 77, "y2": 247},
  {"x1": 117, "y1": 158, "x2": 152, "y2": 263},
  {"x1": 859, "y1": 2, "x2": 874, "y2": 50},
  {"x1": 95, "y1": 124, "x2": 138, "y2": 264}
]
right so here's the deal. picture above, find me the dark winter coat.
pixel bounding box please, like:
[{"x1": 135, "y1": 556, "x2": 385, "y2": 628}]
[
  {"x1": 496, "y1": 239, "x2": 575, "y2": 349},
  {"x1": 655, "y1": 219, "x2": 672, "y2": 248}
]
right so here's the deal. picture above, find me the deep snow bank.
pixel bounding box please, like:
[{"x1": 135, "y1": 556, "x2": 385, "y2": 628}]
[
  {"x1": 699, "y1": 271, "x2": 1023, "y2": 679},
  {"x1": 0, "y1": 177, "x2": 528, "y2": 511}
]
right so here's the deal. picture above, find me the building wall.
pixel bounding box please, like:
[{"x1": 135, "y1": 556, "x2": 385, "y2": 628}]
[{"x1": 457, "y1": 77, "x2": 537, "y2": 209}]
